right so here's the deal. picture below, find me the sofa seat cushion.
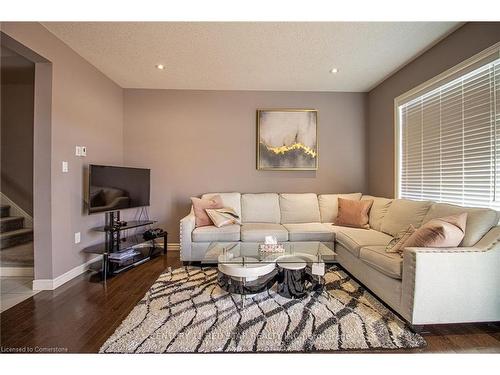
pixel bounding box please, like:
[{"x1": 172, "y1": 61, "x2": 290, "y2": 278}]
[
  {"x1": 359, "y1": 246, "x2": 402, "y2": 279},
  {"x1": 283, "y1": 223, "x2": 334, "y2": 242},
  {"x1": 333, "y1": 226, "x2": 394, "y2": 257},
  {"x1": 192, "y1": 224, "x2": 240, "y2": 242},
  {"x1": 241, "y1": 223, "x2": 288, "y2": 242}
]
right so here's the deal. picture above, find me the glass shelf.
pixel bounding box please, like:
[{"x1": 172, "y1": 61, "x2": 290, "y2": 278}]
[
  {"x1": 82, "y1": 233, "x2": 163, "y2": 255},
  {"x1": 90, "y1": 220, "x2": 156, "y2": 232}
]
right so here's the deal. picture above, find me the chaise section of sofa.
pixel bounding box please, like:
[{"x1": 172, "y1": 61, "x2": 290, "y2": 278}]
[
  {"x1": 401, "y1": 226, "x2": 500, "y2": 324},
  {"x1": 179, "y1": 191, "x2": 500, "y2": 325},
  {"x1": 335, "y1": 197, "x2": 500, "y2": 324}
]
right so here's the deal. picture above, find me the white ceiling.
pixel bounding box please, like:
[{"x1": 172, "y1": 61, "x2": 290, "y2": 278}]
[{"x1": 43, "y1": 22, "x2": 460, "y2": 92}]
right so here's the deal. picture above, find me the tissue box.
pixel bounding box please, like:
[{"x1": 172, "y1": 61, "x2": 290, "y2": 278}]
[
  {"x1": 259, "y1": 243, "x2": 285, "y2": 253},
  {"x1": 264, "y1": 235, "x2": 278, "y2": 245}
]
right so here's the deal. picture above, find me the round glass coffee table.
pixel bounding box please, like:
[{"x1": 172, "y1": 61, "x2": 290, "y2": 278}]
[{"x1": 202, "y1": 242, "x2": 336, "y2": 304}]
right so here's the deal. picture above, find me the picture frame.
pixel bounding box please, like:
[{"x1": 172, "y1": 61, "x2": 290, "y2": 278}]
[{"x1": 256, "y1": 109, "x2": 318, "y2": 170}]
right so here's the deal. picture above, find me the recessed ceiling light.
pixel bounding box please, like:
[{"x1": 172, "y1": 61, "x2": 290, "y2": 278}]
[
  {"x1": 155, "y1": 64, "x2": 166, "y2": 70},
  {"x1": 330, "y1": 68, "x2": 339, "y2": 74}
]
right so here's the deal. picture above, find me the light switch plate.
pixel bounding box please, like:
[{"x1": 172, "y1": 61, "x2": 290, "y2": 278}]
[
  {"x1": 75, "y1": 146, "x2": 86, "y2": 157},
  {"x1": 62, "y1": 161, "x2": 69, "y2": 172},
  {"x1": 74, "y1": 232, "x2": 81, "y2": 244}
]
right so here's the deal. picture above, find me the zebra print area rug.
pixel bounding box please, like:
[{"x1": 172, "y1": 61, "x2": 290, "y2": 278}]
[{"x1": 100, "y1": 266, "x2": 425, "y2": 353}]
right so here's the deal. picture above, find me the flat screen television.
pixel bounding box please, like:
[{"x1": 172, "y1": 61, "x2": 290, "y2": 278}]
[{"x1": 88, "y1": 165, "x2": 150, "y2": 214}]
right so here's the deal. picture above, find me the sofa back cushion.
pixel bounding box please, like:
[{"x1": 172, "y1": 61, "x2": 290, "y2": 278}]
[
  {"x1": 318, "y1": 193, "x2": 362, "y2": 222},
  {"x1": 201, "y1": 192, "x2": 241, "y2": 219},
  {"x1": 241, "y1": 193, "x2": 281, "y2": 223},
  {"x1": 380, "y1": 199, "x2": 432, "y2": 237},
  {"x1": 361, "y1": 195, "x2": 393, "y2": 231},
  {"x1": 422, "y1": 203, "x2": 500, "y2": 246},
  {"x1": 279, "y1": 193, "x2": 320, "y2": 223}
]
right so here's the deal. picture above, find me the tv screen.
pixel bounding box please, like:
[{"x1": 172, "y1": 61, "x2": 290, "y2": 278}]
[{"x1": 88, "y1": 165, "x2": 150, "y2": 214}]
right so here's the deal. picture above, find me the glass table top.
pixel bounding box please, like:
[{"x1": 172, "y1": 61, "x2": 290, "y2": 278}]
[{"x1": 202, "y1": 241, "x2": 336, "y2": 265}]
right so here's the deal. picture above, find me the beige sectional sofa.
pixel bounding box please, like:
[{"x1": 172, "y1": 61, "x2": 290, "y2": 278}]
[{"x1": 180, "y1": 192, "x2": 500, "y2": 325}]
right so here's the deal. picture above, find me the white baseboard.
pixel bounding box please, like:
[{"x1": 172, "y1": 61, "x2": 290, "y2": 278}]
[
  {"x1": 33, "y1": 256, "x2": 102, "y2": 291},
  {"x1": 0, "y1": 267, "x2": 34, "y2": 277}
]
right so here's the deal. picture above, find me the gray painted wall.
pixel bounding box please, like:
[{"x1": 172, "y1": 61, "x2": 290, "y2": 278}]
[
  {"x1": 1, "y1": 22, "x2": 124, "y2": 279},
  {"x1": 123, "y1": 89, "x2": 368, "y2": 241},
  {"x1": 366, "y1": 22, "x2": 500, "y2": 198}
]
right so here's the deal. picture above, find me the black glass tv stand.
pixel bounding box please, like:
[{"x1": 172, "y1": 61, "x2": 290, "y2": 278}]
[{"x1": 82, "y1": 210, "x2": 167, "y2": 281}]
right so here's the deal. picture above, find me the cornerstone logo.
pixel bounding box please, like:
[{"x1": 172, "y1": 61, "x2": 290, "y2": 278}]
[{"x1": 1, "y1": 346, "x2": 68, "y2": 353}]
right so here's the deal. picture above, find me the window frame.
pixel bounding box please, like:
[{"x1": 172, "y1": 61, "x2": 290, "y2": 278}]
[{"x1": 394, "y1": 42, "x2": 500, "y2": 202}]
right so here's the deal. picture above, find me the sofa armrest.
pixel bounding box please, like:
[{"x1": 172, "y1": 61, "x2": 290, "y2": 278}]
[
  {"x1": 180, "y1": 208, "x2": 196, "y2": 261},
  {"x1": 472, "y1": 225, "x2": 500, "y2": 251},
  {"x1": 401, "y1": 244, "x2": 500, "y2": 324}
]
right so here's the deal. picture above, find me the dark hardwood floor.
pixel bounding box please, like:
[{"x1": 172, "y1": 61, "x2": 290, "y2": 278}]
[{"x1": 1, "y1": 251, "x2": 499, "y2": 353}]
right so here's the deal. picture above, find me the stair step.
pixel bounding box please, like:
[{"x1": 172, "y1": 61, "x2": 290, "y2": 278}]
[
  {"x1": 0, "y1": 228, "x2": 33, "y2": 249},
  {"x1": 0, "y1": 216, "x2": 25, "y2": 232},
  {"x1": 0, "y1": 205, "x2": 10, "y2": 218}
]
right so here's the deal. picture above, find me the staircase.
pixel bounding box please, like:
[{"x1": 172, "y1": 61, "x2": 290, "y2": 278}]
[{"x1": 0, "y1": 204, "x2": 33, "y2": 249}]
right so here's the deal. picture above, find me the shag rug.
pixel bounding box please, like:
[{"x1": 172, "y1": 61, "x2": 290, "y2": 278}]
[{"x1": 100, "y1": 266, "x2": 425, "y2": 353}]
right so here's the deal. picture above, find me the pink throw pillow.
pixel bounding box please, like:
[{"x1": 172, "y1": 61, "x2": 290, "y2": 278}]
[
  {"x1": 191, "y1": 195, "x2": 223, "y2": 227},
  {"x1": 333, "y1": 198, "x2": 373, "y2": 229},
  {"x1": 403, "y1": 213, "x2": 468, "y2": 248},
  {"x1": 385, "y1": 225, "x2": 416, "y2": 254}
]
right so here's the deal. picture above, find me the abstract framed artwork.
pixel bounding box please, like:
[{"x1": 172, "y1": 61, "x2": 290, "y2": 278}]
[{"x1": 256, "y1": 109, "x2": 318, "y2": 170}]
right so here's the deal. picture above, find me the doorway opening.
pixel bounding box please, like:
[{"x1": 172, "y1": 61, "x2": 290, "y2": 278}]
[
  {"x1": 0, "y1": 43, "x2": 36, "y2": 311},
  {"x1": 1, "y1": 32, "x2": 52, "y2": 312}
]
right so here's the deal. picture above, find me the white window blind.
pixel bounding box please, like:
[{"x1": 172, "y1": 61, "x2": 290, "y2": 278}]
[{"x1": 398, "y1": 58, "x2": 500, "y2": 210}]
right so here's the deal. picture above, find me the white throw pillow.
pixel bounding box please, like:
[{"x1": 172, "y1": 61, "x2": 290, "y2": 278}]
[{"x1": 205, "y1": 208, "x2": 241, "y2": 228}]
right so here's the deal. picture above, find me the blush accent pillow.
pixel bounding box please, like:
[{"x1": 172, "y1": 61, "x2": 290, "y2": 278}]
[
  {"x1": 385, "y1": 225, "x2": 416, "y2": 254},
  {"x1": 402, "y1": 213, "x2": 468, "y2": 248},
  {"x1": 333, "y1": 198, "x2": 373, "y2": 229},
  {"x1": 191, "y1": 195, "x2": 223, "y2": 227},
  {"x1": 206, "y1": 208, "x2": 241, "y2": 228}
]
